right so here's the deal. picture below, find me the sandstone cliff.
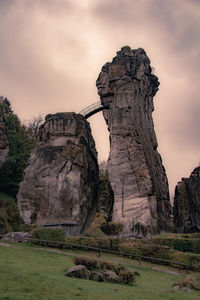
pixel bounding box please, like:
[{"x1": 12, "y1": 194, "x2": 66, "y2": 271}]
[
  {"x1": 96, "y1": 46, "x2": 171, "y2": 236},
  {"x1": 17, "y1": 113, "x2": 99, "y2": 234},
  {"x1": 174, "y1": 166, "x2": 200, "y2": 233},
  {"x1": 0, "y1": 97, "x2": 9, "y2": 169}
]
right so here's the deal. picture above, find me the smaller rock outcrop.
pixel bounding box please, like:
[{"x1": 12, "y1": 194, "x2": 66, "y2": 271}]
[
  {"x1": 90, "y1": 271, "x2": 104, "y2": 282},
  {"x1": 2, "y1": 232, "x2": 31, "y2": 242},
  {"x1": 0, "y1": 97, "x2": 9, "y2": 168},
  {"x1": 17, "y1": 113, "x2": 99, "y2": 234},
  {"x1": 174, "y1": 166, "x2": 200, "y2": 232},
  {"x1": 103, "y1": 270, "x2": 120, "y2": 283},
  {"x1": 65, "y1": 265, "x2": 90, "y2": 279}
]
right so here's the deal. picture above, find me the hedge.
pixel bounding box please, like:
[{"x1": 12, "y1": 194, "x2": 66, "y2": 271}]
[
  {"x1": 154, "y1": 238, "x2": 200, "y2": 254},
  {"x1": 32, "y1": 227, "x2": 65, "y2": 242}
]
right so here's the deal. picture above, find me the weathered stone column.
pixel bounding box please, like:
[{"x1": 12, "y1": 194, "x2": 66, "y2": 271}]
[
  {"x1": 96, "y1": 46, "x2": 171, "y2": 236},
  {"x1": 17, "y1": 112, "x2": 99, "y2": 234},
  {"x1": 174, "y1": 166, "x2": 200, "y2": 233}
]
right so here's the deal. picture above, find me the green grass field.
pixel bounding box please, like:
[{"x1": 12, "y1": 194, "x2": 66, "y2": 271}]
[{"x1": 0, "y1": 242, "x2": 200, "y2": 300}]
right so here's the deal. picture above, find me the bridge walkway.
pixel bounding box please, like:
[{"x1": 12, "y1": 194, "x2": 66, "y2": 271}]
[{"x1": 79, "y1": 101, "x2": 109, "y2": 119}]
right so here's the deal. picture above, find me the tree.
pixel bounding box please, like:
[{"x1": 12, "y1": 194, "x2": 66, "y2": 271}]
[{"x1": 0, "y1": 100, "x2": 36, "y2": 198}]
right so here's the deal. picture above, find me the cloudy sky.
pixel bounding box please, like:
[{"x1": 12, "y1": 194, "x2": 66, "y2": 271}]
[{"x1": 0, "y1": 0, "x2": 199, "y2": 197}]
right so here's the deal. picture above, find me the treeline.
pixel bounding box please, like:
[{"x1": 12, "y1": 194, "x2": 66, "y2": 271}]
[{"x1": 0, "y1": 99, "x2": 40, "y2": 197}]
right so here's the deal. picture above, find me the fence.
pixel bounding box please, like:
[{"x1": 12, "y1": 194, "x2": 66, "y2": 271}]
[{"x1": 1, "y1": 235, "x2": 199, "y2": 272}]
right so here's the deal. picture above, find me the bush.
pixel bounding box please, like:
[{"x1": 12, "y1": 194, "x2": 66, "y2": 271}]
[
  {"x1": 154, "y1": 237, "x2": 200, "y2": 254},
  {"x1": 65, "y1": 236, "x2": 110, "y2": 250},
  {"x1": 175, "y1": 276, "x2": 200, "y2": 290},
  {"x1": 73, "y1": 256, "x2": 98, "y2": 270},
  {"x1": 0, "y1": 193, "x2": 23, "y2": 233},
  {"x1": 101, "y1": 222, "x2": 123, "y2": 235},
  {"x1": 119, "y1": 270, "x2": 135, "y2": 285},
  {"x1": 119, "y1": 241, "x2": 171, "y2": 260},
  {"x1": 85, "y1": 213, "x2": 107, "y2": 237},
  {"x1": 32, "y1": 227, "x2": 65, "y2": 242},
  {"x1": 17, "y1": 223, "x2": 37, "y2": 232},
  {"x1": 99, "y1": 260, "x2": 126, "y2": 275}
]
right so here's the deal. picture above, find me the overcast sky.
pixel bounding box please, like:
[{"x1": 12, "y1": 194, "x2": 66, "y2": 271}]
[{"x1": 0, "y1": 0, "x2": 199, "y2": 197}]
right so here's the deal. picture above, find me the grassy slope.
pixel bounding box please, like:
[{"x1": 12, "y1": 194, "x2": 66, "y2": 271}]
[{"x1": 0, "y1": 243, "x2": 200, "y2": 300}]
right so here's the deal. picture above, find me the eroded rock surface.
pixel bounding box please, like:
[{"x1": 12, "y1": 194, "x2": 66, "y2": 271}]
[
  {"x1": 174, "y1": 166, "x2": 200, "y2": 232},
  {"x1": 0, "y1": 97, "x2": 9, "y2": 168},
  {"x1": 17, "y1": 113, "x2": 99, "y2": 234},
  {"x1": 96, "y1": 46, "x2": 171, "y2": 235}
]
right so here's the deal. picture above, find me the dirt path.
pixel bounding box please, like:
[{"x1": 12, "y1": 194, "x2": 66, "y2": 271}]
[
  {"x1": 0, "y1": 242, "x2": 12, "y2": 247},
  {"x1": 35, "y1": 247, "x2": 180, "y2": 276},
  {"x1": 152, "y1": 266, "x2": 179, "y2": 275}
]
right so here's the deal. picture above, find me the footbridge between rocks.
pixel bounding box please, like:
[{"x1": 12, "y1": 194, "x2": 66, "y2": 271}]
[{"x1": 79, "y1": 101, "x2": 109, "y2": 119}]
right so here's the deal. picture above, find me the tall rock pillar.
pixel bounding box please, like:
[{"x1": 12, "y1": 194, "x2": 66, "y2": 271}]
[{"x1": 96, "y1": 46, "x2": 171, "y2": 236}]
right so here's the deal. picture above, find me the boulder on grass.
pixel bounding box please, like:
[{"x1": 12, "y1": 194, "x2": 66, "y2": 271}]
[
  {"x1": 65, "y1": 265, "x2": 90, "y2": 279},
  {"x1": 103, "y1": 270, "x2": 120, "y2": 283},
  {"x1": 90, "y1": 271, "x2": 104, "y2": 282},
  {"x1": 2, "y1": 232, "x2": 31, "y2": 242}
]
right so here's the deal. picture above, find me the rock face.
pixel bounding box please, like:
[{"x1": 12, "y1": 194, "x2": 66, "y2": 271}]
[
  {"x1": 17, "y1": 113, "x2": 99, "y2": 234},
  {"x1": 96, "y1": 46, "x2": 171, "y2": 236},
  {"x1": 174, "y1": 166, "x2": 200, "y2": 232},
  {"x1": 0, "y1": 97, "x2": 9, "y2": 169}
]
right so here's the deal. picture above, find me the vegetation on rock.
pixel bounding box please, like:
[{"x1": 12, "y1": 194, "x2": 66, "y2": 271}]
[{"x1": 0, "y1": 193, "x2": 23, "y2": 233}]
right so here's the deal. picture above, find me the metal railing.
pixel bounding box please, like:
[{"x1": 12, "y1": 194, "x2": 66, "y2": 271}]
[{"x1": 79, "y1": 101, "x2": 109, "y2": 119}]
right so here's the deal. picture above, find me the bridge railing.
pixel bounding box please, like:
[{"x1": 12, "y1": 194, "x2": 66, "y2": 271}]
[{"x1": 79, "y1": 101, "x2": 103, "y2": 117}]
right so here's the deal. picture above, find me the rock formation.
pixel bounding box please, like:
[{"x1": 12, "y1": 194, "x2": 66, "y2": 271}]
[
  {"x1": 174, "y1": 166, "x2": 200, "y2": 233},
  {"x1": 17, "y1": 113, "x2": 99, "y2": 234},
  {"x1": 96, "y1": 46, "x2": 171, "y2": 236},
  {"x1": 0, "y1": 97, "x2": 9, "y2": 169}
]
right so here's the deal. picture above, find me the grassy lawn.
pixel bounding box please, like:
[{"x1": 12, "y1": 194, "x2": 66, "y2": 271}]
[{"x1": 0, "y1": 243, "x2": 200, "y2": 300}]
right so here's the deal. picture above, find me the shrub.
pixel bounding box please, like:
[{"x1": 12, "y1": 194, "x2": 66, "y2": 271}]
[
  {"x1": 154, "y1": 237, "x2": 200, "y2": 254},
  {"x1": 0, "y1": 193, "x2": 23, "y2": 233},
  {"x1": 17, "y1": 223, "x2": 37, "y2": 232},
  {"x1": 73, "y1": 256, "x2": 98, "y2": 270},
  {"x1": 177, "y1": 276, "x2": 200, "y2": 290},
  {"x1": 139, "y1": 243, "x2": 171, "y2": 260},
  {"x1": 101, "y1": 222, "x2": 123, "y2": 235},
  {"x1": 32, "y1": 227, "x2": 65, "y2": 242},
  {"x1": 119, "y1": 270, "x2": 135, "y2": 284},
  {"x1": 119, "y1": 241, "x2": 171, "y2": 260},
  {"x1": 99, "y1": 260, "x2": 126, "y2": 275},
  {"x1": 65, "y1": 236, "x2": 110, "y2": 250},
  {"x1": 85, "y1": 213, "x2": 107, "y2": 237}
]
